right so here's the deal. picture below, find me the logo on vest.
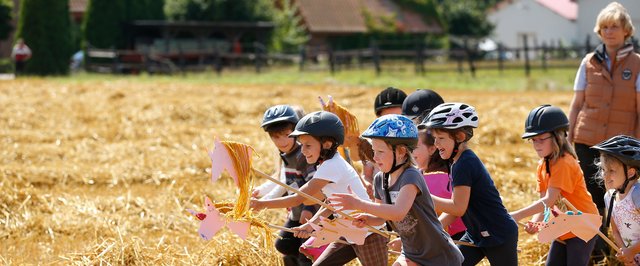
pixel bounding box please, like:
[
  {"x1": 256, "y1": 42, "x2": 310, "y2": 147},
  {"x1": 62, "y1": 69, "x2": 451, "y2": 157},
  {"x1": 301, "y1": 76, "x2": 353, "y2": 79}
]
[{"x1": 622, "y1": 69, "x2": 632, "y2": 80}]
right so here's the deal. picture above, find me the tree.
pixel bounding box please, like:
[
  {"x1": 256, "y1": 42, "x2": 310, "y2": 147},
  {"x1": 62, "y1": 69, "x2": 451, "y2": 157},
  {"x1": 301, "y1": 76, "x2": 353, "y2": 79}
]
[
  {"x1": 83, "y1": 0, "x2": 125, "y2": 49},
  {"x1": 164, "y1": 0, "x2": 274, "y2": 22},
  {"x1": 15, "y1": 0, "x2": 72, "y2": 75},
  {"x1": 84, "y1": 0, "x2": 165, "y2": 49},
  {"x1": 0, "y1": 0, "x2": 12, "y2": 41},
  {"x1": 271, "y1": 0, "x2": 308, "y2": 53}
]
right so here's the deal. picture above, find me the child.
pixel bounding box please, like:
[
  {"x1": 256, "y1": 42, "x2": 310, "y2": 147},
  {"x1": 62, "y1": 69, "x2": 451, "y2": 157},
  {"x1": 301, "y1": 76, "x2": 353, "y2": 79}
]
[
  {"x1": 251, "y1": 105, "x2": 317, "y2": 266},
  {"x1": 374, "y1": 87, "x2": 407, "y2": 117},
  {"x1": 250, "y1": 111, "x2": 388, "y2": 266},
  {"x1": 361, "y1": 87, "x2": 409, "y2": 195},
  {"x1": 592, "y1": 135, "x2": 640, "y2": 265},
  {"x1": 510, "y1": 104, "x2": 599, "y2": 265},
  {"x1": 401, "y1": 89, "x2": 444, "y2": 124},
  {"x1": 413, "y1": 126, "x2": 466, "y2": 240},
  {"x1": 423, "y1": 102, "x2": 519, "y2": 266},
  {"x1": 329, "y1": 114, "x2": 463, "y2": 265}
]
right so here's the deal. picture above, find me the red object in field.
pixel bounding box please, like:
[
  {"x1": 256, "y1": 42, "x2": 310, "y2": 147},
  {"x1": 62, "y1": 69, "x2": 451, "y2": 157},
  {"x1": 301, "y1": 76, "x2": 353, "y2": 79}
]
[{"x1": 195, "y1": 213, "x2": 207, "y2": 220}]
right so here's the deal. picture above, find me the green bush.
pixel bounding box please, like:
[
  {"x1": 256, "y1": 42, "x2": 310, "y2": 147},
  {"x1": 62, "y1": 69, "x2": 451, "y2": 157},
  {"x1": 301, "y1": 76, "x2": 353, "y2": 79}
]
[{"x1": 15, "y1": 0, "x2": 72, "y2": 75}]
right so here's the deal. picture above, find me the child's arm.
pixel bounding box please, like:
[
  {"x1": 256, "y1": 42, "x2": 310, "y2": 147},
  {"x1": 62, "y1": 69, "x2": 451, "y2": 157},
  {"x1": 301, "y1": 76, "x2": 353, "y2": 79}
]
[
  {"x1": 329, "y1": 184, "x2": 419, "y2": 222},
  {"x1": 250, "y1": 178, "x2": 329, "y2": 210},
  {"x1": 510, "y1": 188, "x2": 561, "y2": 222},
  {"x1": 431, "y1": 186, "x2": 470, "y2": 217},
  {"x1": 612, "y1": 218, "x2": 640, "y2": 265},
  {"x1": 438, "y1": 212, "x2": 458, "y2": 230}
]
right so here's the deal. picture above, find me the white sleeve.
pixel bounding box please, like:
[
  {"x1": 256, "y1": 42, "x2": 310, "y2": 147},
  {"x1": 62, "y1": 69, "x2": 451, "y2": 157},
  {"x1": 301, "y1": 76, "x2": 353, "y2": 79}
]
[
  {"x1": 262, "y1": 162, "x2": 288, "y2": 200},
  {"x1": 573, "y1": 57, "x2": 588, "y2": 91},
  {"x1": 313, "y1": 158, "x2": 341, "y2": 183},
  {"x1": 254, "y1": 179, "x2": 277, "y2": 198}
]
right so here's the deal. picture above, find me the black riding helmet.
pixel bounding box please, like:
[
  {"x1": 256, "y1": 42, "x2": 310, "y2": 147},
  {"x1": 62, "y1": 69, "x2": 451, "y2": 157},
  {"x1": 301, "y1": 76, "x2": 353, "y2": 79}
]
[
  {"x1": 261, "y1": 105, "x2": 299, "y2": 131},
  {"x1": 592, "y1": 135, "x2": 640, "y2": 169},
  {"x1": 289, "y1": 111, "x2": 345, "y2": 145},
  {"x1": 522, "y1": 104, "x2": 569, "y2": 139},
  {"x1": 374, "y1": 87, "x2": 407, "y2": 116},
  {"x1": 402, "y1": 89, "x2": 445, "y2": 121}
]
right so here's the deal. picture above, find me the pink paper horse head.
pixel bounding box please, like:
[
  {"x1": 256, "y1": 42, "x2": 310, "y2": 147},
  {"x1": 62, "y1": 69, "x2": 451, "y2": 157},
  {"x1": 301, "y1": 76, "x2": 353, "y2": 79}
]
[
  {"x1": 306, "y1": 217, "x2": 368, "y2": 247},
  {"x1": 538, "y1": 210, "x2": 602, "y2": 243},
  {"x1": 187, "y1": 196, "x2": 251, "y2": 240}
]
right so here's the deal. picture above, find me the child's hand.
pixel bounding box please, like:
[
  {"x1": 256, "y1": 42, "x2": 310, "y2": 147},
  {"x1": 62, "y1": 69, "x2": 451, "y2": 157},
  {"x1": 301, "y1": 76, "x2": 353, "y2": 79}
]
[
  {"x1": 292, "y1": 223, "x2": 314, "y2": 239},
  {"x1": 328, "y1": 186, "x2": 361, "y2": 211},
  {"x1": 251, "y1": 189, "x2": 260, "y2": 198},
  {"x1": 616, "y1": 247, "x2": 636, "y2": 265},
  {"x1": 249, "y1": 198, "x2": 265, "y2": 211},
  {"x1": 524, "y1": 221, "x2": 539, "y2": 234},
  {"x1": 387, "y1": 238, "x2": 402, "y2": 252},
  {"x1": 351, "y1": 213, "x2": 370, "y2": 228},
  {"x1": 299, "y1": 210, "x2": 313, "y2": 224}
]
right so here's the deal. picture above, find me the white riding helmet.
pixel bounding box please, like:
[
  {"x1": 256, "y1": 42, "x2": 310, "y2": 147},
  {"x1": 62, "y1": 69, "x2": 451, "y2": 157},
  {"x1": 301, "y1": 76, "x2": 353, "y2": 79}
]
[{"x1": 422, "y1": 102, "x2": 479, "y2": 129}]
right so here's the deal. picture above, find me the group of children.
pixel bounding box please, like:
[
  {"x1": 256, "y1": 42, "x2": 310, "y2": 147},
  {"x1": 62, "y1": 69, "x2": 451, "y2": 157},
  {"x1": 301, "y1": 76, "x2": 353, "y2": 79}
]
[{"x1": 246, "y1": 86, "x2": 639, "y2": 266}]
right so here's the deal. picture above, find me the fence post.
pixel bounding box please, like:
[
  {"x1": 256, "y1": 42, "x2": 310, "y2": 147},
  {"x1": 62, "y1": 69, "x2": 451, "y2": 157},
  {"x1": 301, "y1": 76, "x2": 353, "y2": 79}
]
[
  {"x1": 299, "y1": 46, "x2": 306, "y2": 71},
  {"x1": 254, "y1": 42, "x2": 263, "y2": 74},
  {"x1": 415, "y1": 39, "x2": 425, "y2": 75},
  {"x1": 497, "y1": 42, "x2": 504, "y2": 73},
  {"x1": 541, "y1": 42, "x2": 547, "y2": 71},
  {"x1": 523, "y1": 35, "x2": 530, "y2": 77},
  {"x1": 213, "y1": 47, "x2": 222, "y2": 76},
  {"x1": 464, "y1": 38, "x2": 476, "y2": 78},
  {"x1": 328, "y1": 46, "x2": 335, "y2": 74},
  {"x1": 585, "y1": 35, "x2": 592, "y2": 54},
  {"x1": 371, "y1": 39, "x2": 381, "y2": 76}
]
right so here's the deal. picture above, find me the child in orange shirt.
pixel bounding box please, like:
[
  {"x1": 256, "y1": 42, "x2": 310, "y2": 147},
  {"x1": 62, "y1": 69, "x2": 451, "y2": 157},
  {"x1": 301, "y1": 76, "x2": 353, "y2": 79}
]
[{"x1": 510, "y1": 105, "x2": 599, "y2": 265}]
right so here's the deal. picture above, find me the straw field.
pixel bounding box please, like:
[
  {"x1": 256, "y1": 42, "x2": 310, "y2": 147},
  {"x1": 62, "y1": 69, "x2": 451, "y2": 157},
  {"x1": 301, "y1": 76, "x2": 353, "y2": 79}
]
[{"x1": 0, "y1": 77, "x2": 596, "y2": 265}]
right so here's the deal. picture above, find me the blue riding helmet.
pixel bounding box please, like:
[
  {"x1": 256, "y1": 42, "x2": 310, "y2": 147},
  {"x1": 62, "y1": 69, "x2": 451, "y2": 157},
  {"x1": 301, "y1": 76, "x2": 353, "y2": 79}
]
[{"x1": 361, "y1": 114, "x2": 418, "y2": 149}]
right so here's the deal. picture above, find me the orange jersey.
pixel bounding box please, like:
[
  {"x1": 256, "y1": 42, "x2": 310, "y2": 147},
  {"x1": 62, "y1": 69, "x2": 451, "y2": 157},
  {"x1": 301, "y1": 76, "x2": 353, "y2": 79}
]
[{"x1": 537, "y1": 153, "x2": 599, "y2": 240}]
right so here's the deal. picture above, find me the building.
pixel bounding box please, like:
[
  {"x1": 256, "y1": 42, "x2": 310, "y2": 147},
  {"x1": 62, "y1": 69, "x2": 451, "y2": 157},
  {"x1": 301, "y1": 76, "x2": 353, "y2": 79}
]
[
  {"x1": 296, "y1": 0, "x2": 443, "y2": 48},
  {"x1": 488, "y1": 0, "x2": 578, "y2": 49}
]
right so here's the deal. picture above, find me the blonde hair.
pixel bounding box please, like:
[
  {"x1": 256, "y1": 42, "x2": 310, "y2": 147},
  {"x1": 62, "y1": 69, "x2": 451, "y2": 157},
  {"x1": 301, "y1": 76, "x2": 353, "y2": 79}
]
[
  {"x1": 594, "y1": 2, "x2": 635, "y2": 41},
  {"x1": 549, "y1": 129, "x2": 577, "y2": 162}
]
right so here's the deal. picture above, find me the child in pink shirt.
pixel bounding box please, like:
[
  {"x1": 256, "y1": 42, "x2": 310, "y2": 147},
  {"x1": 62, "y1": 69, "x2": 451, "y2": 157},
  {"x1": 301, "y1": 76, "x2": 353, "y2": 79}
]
[{"x1": 413, "y1": 126, "x2": 466, "y2": 239}]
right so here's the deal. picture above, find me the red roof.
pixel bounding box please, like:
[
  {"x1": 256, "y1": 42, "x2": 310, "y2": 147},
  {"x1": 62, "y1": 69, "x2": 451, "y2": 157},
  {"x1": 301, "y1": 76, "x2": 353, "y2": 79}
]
[
  {"x1": 297, "y1": 0, "x2": 443, "y2": 34},
  {"x1": 69, "y1": 0, "x2": 88, "y2": 13},
  {"x1": 489, "y1": 0, "x2": 577, "y2": 21},
  {"x1": 536, "y1": 0, "x2": 577, "y2": 21}
]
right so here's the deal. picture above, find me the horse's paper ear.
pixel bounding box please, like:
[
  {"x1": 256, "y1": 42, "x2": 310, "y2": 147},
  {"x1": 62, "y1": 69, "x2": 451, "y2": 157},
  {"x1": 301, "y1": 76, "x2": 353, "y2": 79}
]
[{"x1": 208, "y1": 138, "x2": 240, "y2": 185}]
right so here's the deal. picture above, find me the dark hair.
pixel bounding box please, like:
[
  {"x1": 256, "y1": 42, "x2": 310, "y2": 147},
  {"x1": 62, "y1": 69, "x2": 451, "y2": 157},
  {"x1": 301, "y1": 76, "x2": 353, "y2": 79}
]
[
  {"x1": 265, "y1": 122, "x2": 295, "y2": 135},
  {"x1": 431, "y1": 126, "x2": 474, "y2": 143},
  {"x1": 418, "y1": 128, "x2": 449, "y2": 173}
]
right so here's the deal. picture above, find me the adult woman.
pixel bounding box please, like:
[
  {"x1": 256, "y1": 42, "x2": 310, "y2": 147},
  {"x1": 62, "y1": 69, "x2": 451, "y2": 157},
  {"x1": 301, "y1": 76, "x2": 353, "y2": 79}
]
[{"x1": 568, "y1": 2, "x2": 640, "y2": 260}]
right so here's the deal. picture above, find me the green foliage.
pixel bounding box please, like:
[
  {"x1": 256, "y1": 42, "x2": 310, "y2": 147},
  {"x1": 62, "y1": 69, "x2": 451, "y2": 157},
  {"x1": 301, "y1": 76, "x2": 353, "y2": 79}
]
[
  {"x1": 362, "y1": 8, "x2": 397, "y2": 33},
  {"x1": 83, "y1": 0, "x2": 125, "y2": 49},
  {"x1": 84, "y1": 0, "x2": 165, "y2": 49},
  {"x1": 0, "y1": 0, "x2": 12, "y2": 40},
  {"x1": 437, "y1": 0, "x2": 494, "y2": 38},
  {"x1": 395, "y1": 0, "x2": 443, "y2": 31},
  {"x1": 16, "y1": 0, "x2": 72, "y2": 75},
  {"x1": 164, "y1": 0, "x2": 274, "y2": 21},
  {"x1": 445, "y1": 2, "x2": 494, "y2": 37},
  {"x1": 271, "y1": 0, "x2": 308, "y2": 53}
]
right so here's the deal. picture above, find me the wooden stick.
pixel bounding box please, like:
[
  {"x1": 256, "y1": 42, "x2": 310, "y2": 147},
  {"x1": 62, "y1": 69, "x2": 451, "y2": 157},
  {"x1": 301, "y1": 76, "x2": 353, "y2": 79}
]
[
  {"x1": 267, "y1": 223, "x2": 406, "y2": 254},
  {"x1": 453, "y1": 240, "x2": 476, "y2": 247},
  {"x1": 253, "y1": 168, "x2": 391, "y2": 238},
  {"x1": 561, "y1": 198, "x2": 619, "y2": 251}
]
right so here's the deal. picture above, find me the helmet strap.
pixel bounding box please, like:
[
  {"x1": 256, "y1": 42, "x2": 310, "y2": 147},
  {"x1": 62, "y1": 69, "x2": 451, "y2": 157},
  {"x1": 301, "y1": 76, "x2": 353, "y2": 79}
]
[
  {"x1": 449, "y1": 141, "x2": 461, "y2": 164},
  {"x1": 384, "y1": 145, "x2": 406, "y2": 175},
  {"x1": 617, "y1": 164, "x2": 631, "y2": 194}
]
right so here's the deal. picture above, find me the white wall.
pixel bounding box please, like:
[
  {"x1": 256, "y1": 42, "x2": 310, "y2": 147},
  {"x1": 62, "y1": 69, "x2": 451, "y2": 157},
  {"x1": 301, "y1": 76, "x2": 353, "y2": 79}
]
[
  {"x1": 489, "y1": 0, "x2": 577, "y2": 49},
  {"x1": 576, "y1": 0, "x2": 640, "y2": 47}
]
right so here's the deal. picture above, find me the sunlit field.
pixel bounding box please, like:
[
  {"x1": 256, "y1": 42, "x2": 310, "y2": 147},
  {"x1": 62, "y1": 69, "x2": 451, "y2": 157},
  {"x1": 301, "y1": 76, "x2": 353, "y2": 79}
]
[{"x1": 0, "y1": 70, "x2": 616, "y2": 265}]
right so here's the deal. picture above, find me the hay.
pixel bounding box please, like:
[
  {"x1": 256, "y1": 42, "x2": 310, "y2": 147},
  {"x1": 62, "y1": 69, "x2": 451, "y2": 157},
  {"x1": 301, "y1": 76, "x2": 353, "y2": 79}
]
[{"x1": 0, "y1": 78, "x2": 580, "y2": 264}]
